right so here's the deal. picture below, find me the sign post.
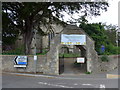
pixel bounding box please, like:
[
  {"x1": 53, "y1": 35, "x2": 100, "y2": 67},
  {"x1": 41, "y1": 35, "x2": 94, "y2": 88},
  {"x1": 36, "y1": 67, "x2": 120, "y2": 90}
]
[
  {"x1": 34, "y1": 55, "x2": 37, "y2": 74},
  {"x1": 34, "y1": 29, "x2": 37, "y2": 74}
]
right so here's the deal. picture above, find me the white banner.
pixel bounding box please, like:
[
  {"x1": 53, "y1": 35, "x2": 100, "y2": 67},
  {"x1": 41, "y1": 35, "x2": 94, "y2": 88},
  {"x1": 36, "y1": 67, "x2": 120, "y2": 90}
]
[{"x1": 61, "y1": 34, "x2": 86, "y2": 45}]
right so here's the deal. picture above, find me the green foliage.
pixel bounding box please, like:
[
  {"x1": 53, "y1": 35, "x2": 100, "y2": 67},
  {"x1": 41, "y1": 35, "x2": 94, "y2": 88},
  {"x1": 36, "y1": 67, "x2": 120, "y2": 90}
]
[
  {"x1": 2, "y1": 2, "x2": 109, "y2": 54},
  {"x1": 118, "y1": 32, "x2": 120, "y2": 47},
  {"x1": 100, "y1": 55, "x2": 109, "y2": 62},
  {"x1": 59, "y1": 53, "x2": 80, "y2": 58},
  {"x1": 85, "y1": 71, "x2": 92, "y2": 74},
  {"x1": 36, "y1": 48, "x2": 49, "y2": 55},
  {"x1": 80, "y1": 23, "x2": 108, "y2": 54},
  {"x1": 2, "y1": 46, "x2": 24, "y2": 55},
  {"x1": 104, "y1": 24, "x2": 118, "y2": 46},
  {"x1": 80, "y1": 23, "x2": 119, "y2": 55},
  {"x1": 103, "y1": 44, "x2": 120, "y2": 55},
  {"x1": 2, "y1": 12, "x2": 19, "y2": 46},
  {"x1": 105, "y1": 30, "x2": 116, "y2": 46},
  {"x1": 2, "y1": 47, "x2": 49, "y2": 55}
]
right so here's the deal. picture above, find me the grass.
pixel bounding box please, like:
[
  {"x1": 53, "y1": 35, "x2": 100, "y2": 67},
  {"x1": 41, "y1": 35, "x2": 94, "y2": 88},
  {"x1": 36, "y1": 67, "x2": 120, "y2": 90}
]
[
  {"x1": 85, "y1": 71, "x2": 92, "y2": 74},
  {"x1": 36, "y1": 48, "x2": 49, "y2": 55},
  {"x1": 59, "y1": 53, "x2": 81, "y2": 58},
  {"x1": 2, "y1": 46, "x2": 24, "y2": 55},
  {"x1": 2, "y1": 47, "x2": 49, "y2": 55}
]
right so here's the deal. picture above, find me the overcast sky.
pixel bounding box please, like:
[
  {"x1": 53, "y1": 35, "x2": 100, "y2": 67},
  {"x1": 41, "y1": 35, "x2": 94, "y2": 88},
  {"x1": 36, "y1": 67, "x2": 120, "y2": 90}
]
[
  {"x1": 61, "y1": 0, "x2": 119, "y2": 26},
  {"x1": 88, "y1": 0, "x2": 119, "y2": 26}
]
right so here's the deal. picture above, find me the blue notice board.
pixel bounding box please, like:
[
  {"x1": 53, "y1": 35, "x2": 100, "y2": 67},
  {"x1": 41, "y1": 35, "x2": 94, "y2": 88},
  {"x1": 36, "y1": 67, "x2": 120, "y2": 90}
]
[{"x1": 101, "y1": 45, "x2": 105, "y2": 53}]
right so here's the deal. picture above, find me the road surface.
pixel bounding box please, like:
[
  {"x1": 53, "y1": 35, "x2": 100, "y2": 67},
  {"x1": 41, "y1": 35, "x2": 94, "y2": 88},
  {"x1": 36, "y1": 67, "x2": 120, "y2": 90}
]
[{"x1": 2, "y1": 72, "x2": 119, "y2": 89}]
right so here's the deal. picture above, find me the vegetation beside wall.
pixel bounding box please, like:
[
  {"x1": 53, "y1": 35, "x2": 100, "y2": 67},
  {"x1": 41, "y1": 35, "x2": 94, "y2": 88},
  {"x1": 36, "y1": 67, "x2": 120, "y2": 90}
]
[
  {"x1": 100, "y1": 55, "x2": 109, "y2": 62},
  {"x1": 59, "y1": 53, "x2": 80, "y2": 58},
  {"x1": 79, "y1": 22, "x2": 119, "y2": 55},
  {"x1": 103, "y1": 44, "x2": 120, "y2": 55},
  {"x1": 2, "y1": 47, "x2": 49, "y2": 55},
  {"x1": 2, "y1": 46, "x2": 24, "y2": 55}
]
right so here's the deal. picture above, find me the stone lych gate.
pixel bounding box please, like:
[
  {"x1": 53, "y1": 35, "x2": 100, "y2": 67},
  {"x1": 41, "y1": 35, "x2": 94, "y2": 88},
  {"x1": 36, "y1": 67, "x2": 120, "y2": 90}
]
[
  {"x1": 43, "y1": 25, "x2": 98, "y2": 75},
  {"x1": 2, "y1": 25, "x2": 118, "y2": 75}
]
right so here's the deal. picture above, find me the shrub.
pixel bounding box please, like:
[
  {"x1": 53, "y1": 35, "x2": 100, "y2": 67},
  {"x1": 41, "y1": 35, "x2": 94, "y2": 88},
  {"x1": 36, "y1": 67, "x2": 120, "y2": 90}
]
[
  {"x1": 103, "y1": 44, "x2": 120, "y2": 55},
  {"x1": 2, "y1": 46, "x2": 24, "y2": 55},
  {"x1": 100, "y1": 55, "x2": 109, "y2": 62},
  {"x1": 85, "y1": 71, "x2": 92, "y2": 74},
  {"x1": 36, "y1": 48, "x2": 49, "y2": 55}
]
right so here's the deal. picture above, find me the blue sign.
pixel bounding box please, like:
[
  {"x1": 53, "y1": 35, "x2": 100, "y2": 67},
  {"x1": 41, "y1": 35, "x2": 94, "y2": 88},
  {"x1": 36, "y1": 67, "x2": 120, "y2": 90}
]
[
  {"x1": 101, "y1": 45, "x2": 105, "y2": 53},
  {"x1": 14, "y1": 56, "x2": 28, "y2": 65},
  {"x1": 18, "y1": 62, "x2": 27, "y2": 65}
]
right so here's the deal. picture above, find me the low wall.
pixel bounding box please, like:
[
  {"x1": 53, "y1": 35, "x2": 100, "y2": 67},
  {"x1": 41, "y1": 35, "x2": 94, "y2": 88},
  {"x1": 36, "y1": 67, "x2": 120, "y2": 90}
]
[
  {"x1": 93, "y1": 55, "x2": 119, "y2": 73},
  {"x1": 2, "y1": 55, "x2": 47, "y2": 73},
  {"x1": 1, "y1": 55, "x2": 119, "y2": 74}
]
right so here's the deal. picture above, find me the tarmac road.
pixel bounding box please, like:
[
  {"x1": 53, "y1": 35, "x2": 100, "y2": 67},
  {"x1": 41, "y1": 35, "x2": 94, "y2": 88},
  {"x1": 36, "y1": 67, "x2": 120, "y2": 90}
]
[{"x1": 2, "y1": 72, "x2": 119, "y2": 89}]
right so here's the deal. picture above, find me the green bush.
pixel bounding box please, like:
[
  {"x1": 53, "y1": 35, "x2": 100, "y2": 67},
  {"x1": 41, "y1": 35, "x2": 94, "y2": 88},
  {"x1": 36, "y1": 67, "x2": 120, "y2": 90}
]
[
  {"x1": 85, "y1": 71, "x2": 92, "y2": 74},
  {"x1": 36, "y1": 48, "x2": 49, "y2": 55},
  {"x1": 2, "y1": 46, "x2": 24, "y2": 55},
  {"x1": 100, "y1": 55, "x2": 109, "y2": 62},
  {"x1": 105, "y1": 44, "x2": 120, "y2": 55},
  {"x1": 99, "y1": 43, "x2": 120, "y2": 55}
]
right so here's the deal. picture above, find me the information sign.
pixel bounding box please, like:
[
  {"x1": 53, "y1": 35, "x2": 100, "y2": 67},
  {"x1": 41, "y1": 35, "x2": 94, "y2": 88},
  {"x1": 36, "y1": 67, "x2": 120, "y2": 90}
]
[{"x1": 61, "y1": 34, "x2": 86, "y2": 45}]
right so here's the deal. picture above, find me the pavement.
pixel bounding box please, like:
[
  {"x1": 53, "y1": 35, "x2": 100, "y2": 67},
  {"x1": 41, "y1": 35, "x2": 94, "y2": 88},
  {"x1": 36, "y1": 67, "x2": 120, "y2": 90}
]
[
  {"x1": 106, "y1": 69, "x2": 120, "y2": 79},
  {"x1": 2, "y1": 68, "x2": 119, "y2": 79}
]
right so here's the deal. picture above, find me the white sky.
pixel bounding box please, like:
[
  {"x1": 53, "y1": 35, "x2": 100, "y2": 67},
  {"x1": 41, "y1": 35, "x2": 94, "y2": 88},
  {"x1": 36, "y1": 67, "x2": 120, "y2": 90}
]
[
  {"x1": 88, "y1": 0, "x2": 119, "y2": 26},
  {"x1": 61, "y1": 0, "x2": 119, "y2": 26}
]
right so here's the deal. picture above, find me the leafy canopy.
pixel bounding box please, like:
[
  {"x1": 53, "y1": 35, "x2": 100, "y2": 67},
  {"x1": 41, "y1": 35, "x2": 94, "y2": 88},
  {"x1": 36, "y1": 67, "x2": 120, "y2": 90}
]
[
  {"x1": 2, "y1": 2, "x2": 109, "y2": 32},
  {"x1": 2, "y1": 2, "x2": 109, "y2": 54},
  {"x1": 79, "y1": 22, "x2": 119, "y2": 55}
]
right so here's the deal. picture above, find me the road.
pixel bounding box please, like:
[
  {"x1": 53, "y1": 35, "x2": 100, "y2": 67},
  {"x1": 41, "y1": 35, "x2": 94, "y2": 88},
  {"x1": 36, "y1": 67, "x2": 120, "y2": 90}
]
[{"x1": 2, "y1": 72, "x2": 119, "y2": 89}]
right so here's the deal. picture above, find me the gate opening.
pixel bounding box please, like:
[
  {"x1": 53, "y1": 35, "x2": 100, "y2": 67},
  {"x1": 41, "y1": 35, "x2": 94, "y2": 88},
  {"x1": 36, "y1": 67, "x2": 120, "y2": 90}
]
[{"x1": 59, "y1": 45, "x2": 87, "y2": 75}]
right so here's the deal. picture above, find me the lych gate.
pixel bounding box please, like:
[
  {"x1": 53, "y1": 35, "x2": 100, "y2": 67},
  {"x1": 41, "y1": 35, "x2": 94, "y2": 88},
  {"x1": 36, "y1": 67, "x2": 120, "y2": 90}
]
[{"x1": 43, "y1": 25, "x2": 98, "y2": 75}]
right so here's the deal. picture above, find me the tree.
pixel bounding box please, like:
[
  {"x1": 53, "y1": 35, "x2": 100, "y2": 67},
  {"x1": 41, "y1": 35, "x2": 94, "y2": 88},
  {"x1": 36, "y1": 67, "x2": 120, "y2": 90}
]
[
  {"x1": 79, "y1": 22, "x2": 119, "y2": 55},
  {"x1": 79, "y1": 22, "x2": 109, "y2": 54},
  {"x1": 103, "y1": 24, "x2": 118, "y2": 46},
  {"x1": 2, "y1": 11, "x2": 19, "y2": 50},
  {"x1": 2, "y1": 2, "x2": 109, "y2": 54}
]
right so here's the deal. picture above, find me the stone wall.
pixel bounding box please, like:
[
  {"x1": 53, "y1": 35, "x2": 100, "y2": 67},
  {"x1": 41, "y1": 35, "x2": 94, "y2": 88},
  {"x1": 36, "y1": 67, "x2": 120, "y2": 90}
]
[
  {"x1": 86, "y1": 35, "x2": 98, "y2": 73},
  {"x1": 1, "y1": 55, "x2": 119, "y2": 74},
  {"x1": 2, "y1": 55, "x2": 47, "y2": 73},
  {"x1": 2, "y1": 25, "x2": 118, "y2": 75},
  {"x1": 43, "y1": 25, "x2": 99, "y2": 75},
  {"x1": 93, "y1": 55, "x2": 119, "y2": 73},
  {"x1": 44, "y1": 34, "x2": 61, "y2": 75},
  {"x1": 62, "y1": 25, "x2": 98, "y2": 73}
]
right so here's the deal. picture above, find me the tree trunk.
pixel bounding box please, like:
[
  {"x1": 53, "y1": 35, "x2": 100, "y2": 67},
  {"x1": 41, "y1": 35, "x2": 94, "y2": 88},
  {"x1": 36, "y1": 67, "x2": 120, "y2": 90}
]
[
  {"x1": 39, "y1": 35, "x2": 43, "y2": 53},
  {"x1": 23, "y1": 31, "x2": 33, "y2": 55},
  {"x1": 23, "y1": 17, "x2": 34, "y2": 55}
]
